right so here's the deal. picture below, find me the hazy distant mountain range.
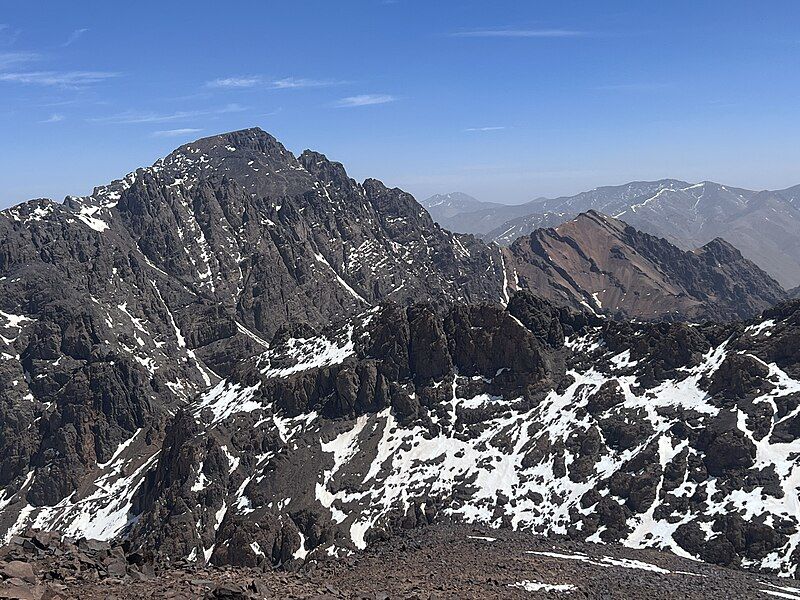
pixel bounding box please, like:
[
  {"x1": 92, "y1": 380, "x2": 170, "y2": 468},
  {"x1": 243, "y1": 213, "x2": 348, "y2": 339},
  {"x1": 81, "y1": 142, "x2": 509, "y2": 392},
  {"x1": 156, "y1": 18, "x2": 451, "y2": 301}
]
[
  {"x1": 422, "y1": 192, "x2": 536, "y2": 235},
  {"x1": 423, "y1": 180, "x2": 800, "y2": 287}
]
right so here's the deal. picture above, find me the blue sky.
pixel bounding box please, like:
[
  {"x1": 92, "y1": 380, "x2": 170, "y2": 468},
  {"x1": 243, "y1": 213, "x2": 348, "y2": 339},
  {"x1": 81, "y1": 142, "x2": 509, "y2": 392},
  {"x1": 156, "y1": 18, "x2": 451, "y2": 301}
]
[{"x1": 1, "y1": 1, "x2": 799, "y2": 208}]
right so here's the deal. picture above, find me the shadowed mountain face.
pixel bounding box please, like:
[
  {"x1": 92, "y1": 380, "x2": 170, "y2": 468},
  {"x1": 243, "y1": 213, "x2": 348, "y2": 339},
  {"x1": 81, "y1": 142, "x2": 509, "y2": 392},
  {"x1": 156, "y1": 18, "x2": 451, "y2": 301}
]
[
  {"x1": 501, "y1": 211, "x2": 787, "y2": 322},
  {"x1": 0, "y1": 128, "x2": 794, "y2": 580},
  {"x1": 431, "y1": 180, "x2": 800, "y2": 288}
]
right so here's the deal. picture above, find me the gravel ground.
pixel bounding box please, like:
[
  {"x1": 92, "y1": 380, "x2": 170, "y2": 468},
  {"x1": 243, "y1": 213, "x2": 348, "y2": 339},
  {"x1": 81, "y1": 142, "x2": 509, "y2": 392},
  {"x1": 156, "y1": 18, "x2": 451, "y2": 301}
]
[
  {"x1": 7, "y1": 525, "x2": 800, "y2": 599},
  {"x1": 303, "y1": 525, "x2": 800, "y2": 599}
]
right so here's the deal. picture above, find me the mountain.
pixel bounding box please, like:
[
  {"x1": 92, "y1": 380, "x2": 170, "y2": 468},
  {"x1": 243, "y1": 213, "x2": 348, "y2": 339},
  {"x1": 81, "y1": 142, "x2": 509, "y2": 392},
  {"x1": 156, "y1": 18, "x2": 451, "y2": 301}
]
[
  {"x1": 422, "y1": 194, "x2": 540, "y2": 235},
  {"x1": 483, "y1": 180, "x2": 800, "y2": 288},
  {"x1": 500, "y1": 211, "x2": 786, "y2": 322},
  {"x1": 0, "y1": 127, "x2": 506, "y2": 543},
  {"x1": 483, "y1": 179, "x2": 685, "y2": 244},
  {"x1": 5, "y1": 287, "x2": 799, "y2": 576},
  {"x1": 420, "y1": 192, "x2": 502, "y2": 222},
  {"x1": 0, "y1": 128, "x2": 794, "y2": 581},
  {"x1": 427, "y1": 181, "x2": 684, "y2": 236},
  {"x1": 777, "y1": 183, "x2": 800, "y2": 206},
  {"x1": 420, "y1": 192, "x2": 531, "y2": 234}
]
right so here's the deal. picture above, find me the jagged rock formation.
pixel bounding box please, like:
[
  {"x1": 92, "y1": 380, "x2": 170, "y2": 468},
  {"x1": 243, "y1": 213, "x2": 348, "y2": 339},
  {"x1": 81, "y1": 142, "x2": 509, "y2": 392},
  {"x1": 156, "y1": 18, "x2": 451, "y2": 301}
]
[
  {"x1": 6, "y1": 286, "x2": 798, "y2": 577},
  {"x1": 501, "y1": 210, "x2": 786, "y2": 321},
  {"x1": 120, "y1": 294, "x2": 800, "y2": 576},
  {"x1": 0, "y1": 128, "x2": 796, "y2": 583}
]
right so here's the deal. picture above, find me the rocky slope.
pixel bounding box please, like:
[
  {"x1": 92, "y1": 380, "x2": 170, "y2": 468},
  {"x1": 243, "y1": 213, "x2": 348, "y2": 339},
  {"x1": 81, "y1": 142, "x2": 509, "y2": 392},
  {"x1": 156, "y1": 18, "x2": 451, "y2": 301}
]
[
  {"x1": 0, "y1": 128, "x2": 796, "y2": 585},
  {"x1": 439, "y1": 180, "x2": 800, "y2": 288},
  {"x1": 128, "y1": 294, "x2": 800, "y2": 577},
  {"x1": 5, "y1": 285, "x2": 799, "y2": 577},
  {"x1": 500, "y1": 210, "x2": 786, "y2": 321}
]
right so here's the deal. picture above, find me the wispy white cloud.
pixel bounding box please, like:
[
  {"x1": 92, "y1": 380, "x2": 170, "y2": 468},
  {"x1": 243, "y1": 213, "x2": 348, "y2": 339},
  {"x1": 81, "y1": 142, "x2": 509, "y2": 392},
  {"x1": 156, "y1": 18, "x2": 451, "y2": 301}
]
[
  {"x1": 451, "y1": 29, "x2": 585, "y2": 38},
  {"x1": 0, "y1": 51, "x2": 39, "y2": 69},
  {"x1": 270, "y1": 77, "x2": 343, "y2": 89},
  {"x1": 206, "y1": 75, "x2": 345, "y2": 89},
  {"x1": 91, "y1": 103, "x2": 246, "y2": 124},
  {"x1": 335, "y1": 94, "x2": 395, "y2": 107},
  {"x1": 38, "y1": 98, "x2": 82, "y2": 107},
  {"x1": 40, "y1": 113, "x2": 64, "y2": 123},
  {"x1": 0, "y1": 70, "x2": 119, "y2": 87},
  {"x1": 151, "y1": 128, "x2": 203, "y2": 138},
  {"x1": 206, "y1": 75, "x2": 262, "y2": 88},
  {"x1": 63, "y1": 28, "x2": 89, "y2": 47},
  {"x1": 465, "y1": 126, "x2": 506, "y2": 132}
]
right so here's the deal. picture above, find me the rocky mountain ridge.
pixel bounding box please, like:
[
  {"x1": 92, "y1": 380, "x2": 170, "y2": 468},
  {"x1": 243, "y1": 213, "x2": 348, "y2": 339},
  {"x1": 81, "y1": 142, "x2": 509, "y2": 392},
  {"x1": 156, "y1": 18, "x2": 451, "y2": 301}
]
[
  {"x1": 500, "y1": 210, "x2": 786, "y2": 322},
  {"x1": 426, "y1": 181, "x2": 681, "y2": 237},
  {"x1": 0, "y1": 128, "x2": 796, "y2": 586},
  {"x1": 429, "y1": 179, "x2": 800, "y2": 288},
  {"x1": 0, "y1": 127, "x2": 507, "y2": 554}
]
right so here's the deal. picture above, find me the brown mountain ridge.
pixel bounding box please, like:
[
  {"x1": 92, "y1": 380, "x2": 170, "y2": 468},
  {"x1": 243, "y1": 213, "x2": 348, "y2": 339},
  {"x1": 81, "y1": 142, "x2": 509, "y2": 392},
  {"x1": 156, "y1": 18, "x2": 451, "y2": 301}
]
[{"x1": 502, "y1": 209, "x2": 786, "y2": 321}]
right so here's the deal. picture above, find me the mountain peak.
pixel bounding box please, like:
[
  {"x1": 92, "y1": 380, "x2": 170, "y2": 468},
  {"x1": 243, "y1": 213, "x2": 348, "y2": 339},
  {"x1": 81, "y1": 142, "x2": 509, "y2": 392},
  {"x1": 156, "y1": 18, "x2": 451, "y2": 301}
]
[
  {"x1": 186, "y1": 126, "x2": 277, "y2": 147},
  {"x1": 696, "y1": 236, "x2": 745, "y2": 261},
  {"x1": 556, "y1": 209, "x2": 622, "y2": 235},
  {"x1": 421, "y1": 192, "x2": 503, "y2": 225},
  {"x1": 169, "y1": 127, "x2": 291, "y2": 163},
  {"x1": 136, "y1": 126, "x2": 315, "y2": 198},
  {"x1": 422, "y1": 192, "x2": 481, "y2": 208},
  {"x1": 298, "y1": 150, "x2": 352, "y2": 187}
]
